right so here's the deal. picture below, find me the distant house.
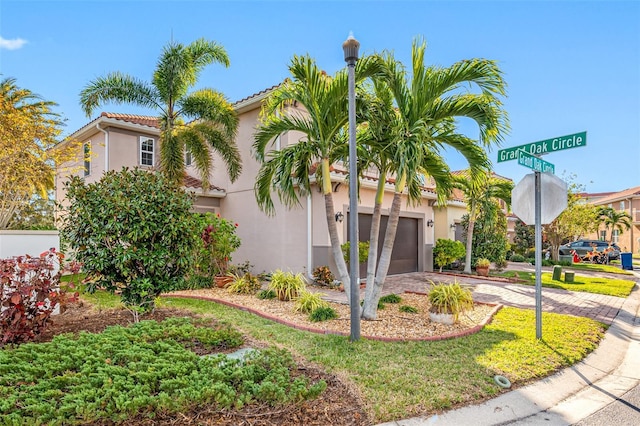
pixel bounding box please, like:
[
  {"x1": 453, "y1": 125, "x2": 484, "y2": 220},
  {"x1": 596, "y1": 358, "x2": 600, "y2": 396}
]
[
  {"x1": 56, "y1": 86, "x2": 451, "y2": 278},
  {"x1": 583, "y1": 186, "x2": 640, "y2": 253}
]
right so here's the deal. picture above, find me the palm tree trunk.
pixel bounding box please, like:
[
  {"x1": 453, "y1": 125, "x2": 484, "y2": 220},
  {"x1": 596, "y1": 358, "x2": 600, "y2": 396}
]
[
  {"x1": 362, "y1": 191, "x2": 402, "y2": 320},
  {"x1": 322, "y1": 160, "x2": 351, "y2": 305},
  {"x1": 463, "y1": 201, "x2": 477, "y2": 274},
  {"x1": 362, "y1": 176, "x2": 385, "y2": 319}
]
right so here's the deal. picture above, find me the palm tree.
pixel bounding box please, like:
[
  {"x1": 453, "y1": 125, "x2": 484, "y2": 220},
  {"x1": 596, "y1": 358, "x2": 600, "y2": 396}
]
[
  {"x1": 79, "y1": 38, "x2": 241, "y2": 190},
  {"x1": 253, "y1": 54, "x2": 382, "y2": 305},
  {"x1": 453, "y1": 171, "x2": 513, "y2": 274},
  {"x1": 359, "y1": 38, "x2": 509, "y2": 320},
  {"x1": 598, "y1": 206, "x2": 631, "y2": 243}
]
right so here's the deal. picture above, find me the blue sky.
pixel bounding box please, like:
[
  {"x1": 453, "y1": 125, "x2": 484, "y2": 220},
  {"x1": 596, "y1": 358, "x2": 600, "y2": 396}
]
[{"x1": 1, "y1": 0, "x2": 639, "y2": 194}]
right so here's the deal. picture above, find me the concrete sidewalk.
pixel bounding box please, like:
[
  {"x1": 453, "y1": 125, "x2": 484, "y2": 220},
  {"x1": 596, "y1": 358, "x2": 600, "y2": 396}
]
[{"x1": 375, "y1": 270, "x2": 640, "y2": 425}]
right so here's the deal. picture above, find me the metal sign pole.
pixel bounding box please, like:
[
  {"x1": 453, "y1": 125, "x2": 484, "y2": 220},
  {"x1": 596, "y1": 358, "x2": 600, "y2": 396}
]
[{"x1": 534, "y1": 171, "x2": 542, "y2": 339}]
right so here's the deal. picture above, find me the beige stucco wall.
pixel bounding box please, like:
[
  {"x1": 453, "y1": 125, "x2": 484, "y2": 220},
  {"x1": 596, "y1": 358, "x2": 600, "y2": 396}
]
[{"x1": 434, "y1": 203, "x2": 467, "y2": 242}]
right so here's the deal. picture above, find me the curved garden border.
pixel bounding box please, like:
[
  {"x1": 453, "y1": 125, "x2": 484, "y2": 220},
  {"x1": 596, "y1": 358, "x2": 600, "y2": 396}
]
[{"x1": 164, "y1": 292, "x2": 503, "y2": 343}]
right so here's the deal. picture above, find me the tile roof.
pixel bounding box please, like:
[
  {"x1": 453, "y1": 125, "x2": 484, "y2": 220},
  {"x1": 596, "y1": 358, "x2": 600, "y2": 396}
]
[
  {"x1": 588, "y1": 186, "x2": 640, "y2": 205},
  {"x1": 183, "y1": 173, "x2": 225, "y2": 192},
  {"x1": 100, "y1": 112, "x2": 160, "y2": 128}
]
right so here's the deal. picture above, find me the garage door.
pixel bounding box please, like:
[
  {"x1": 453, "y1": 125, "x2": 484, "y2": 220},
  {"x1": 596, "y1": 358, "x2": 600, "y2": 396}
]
[{"x1": 349, "y1": 213, "x2": 419, "y2": 276}]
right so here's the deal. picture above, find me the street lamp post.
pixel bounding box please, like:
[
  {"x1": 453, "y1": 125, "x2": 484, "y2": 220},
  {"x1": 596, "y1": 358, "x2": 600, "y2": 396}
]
[{"x1": 343, "y1": 33, "x2": 360, "y2": 342}]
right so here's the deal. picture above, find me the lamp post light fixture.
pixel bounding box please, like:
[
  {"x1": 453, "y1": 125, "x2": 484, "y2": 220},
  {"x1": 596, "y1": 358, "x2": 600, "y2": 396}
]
[
  {"x1": 343, "y1": 32, "x2": 360, "y2": 342},
  {"x1": 335, "y1": 212, "x2": 344, "y2": 223}
]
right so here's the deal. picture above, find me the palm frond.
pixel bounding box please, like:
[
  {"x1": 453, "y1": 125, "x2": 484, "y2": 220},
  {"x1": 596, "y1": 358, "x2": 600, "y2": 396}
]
[{"x1": 79, "y1": 72, "x2": 160, "y2": 117}]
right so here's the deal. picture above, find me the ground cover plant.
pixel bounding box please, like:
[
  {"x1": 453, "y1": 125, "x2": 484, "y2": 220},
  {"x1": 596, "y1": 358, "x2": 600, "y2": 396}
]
[
  {"x1": 0, "y1": 317, "x2": 326, "y2": 424},
  {"x1": 162, "y1": 297, "x2": 606, "y2": 423},
  {"x1": 495, "y1": 270, "x2": 635, "y2": 297}
]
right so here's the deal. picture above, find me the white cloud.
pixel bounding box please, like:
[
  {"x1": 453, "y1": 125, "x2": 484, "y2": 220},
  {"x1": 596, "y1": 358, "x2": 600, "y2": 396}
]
[{"x1": 0, "y1": 36, "x2": 28, "y2": 50}]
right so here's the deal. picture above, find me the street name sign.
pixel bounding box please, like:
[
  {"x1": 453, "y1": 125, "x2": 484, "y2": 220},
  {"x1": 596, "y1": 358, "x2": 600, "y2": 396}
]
[
  {"x1": 517, "y1": 149, "x2": 555, "y2": 174},
  {"x1": 497, "y1": 131, "x2": 587, "y2": 163}
]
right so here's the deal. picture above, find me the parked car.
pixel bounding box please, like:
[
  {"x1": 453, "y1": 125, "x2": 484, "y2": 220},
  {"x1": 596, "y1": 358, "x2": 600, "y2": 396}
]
[{"x1": 558, "y1": 240, "x2": 621, "y2": 260}]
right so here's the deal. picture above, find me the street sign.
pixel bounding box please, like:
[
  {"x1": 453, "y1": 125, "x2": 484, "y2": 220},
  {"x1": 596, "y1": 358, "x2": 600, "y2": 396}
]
[
  {"x1": 497, "y1": 131, "x2": 587, "y2": 163},
  {"x1": 511, "y1": 173, "x2": 567, "y2": 225},
  {"x1": 517, "y1": 149, "x2": 555, "y2": 174}
]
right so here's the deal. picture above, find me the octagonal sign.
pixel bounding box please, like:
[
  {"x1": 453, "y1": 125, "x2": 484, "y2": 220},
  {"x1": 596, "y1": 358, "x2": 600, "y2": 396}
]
[{"x1": 511, "y1": 173, "x2": 567, "y2": 225}]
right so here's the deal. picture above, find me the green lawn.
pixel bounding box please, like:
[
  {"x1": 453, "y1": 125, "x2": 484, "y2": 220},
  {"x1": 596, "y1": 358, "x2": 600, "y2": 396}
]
[
  {"x1": 161, "y1": 296, "x2": 605, "y2": 422},
  {"x1": 496, "y1": 270, "x2": 636, "y2": 297}
]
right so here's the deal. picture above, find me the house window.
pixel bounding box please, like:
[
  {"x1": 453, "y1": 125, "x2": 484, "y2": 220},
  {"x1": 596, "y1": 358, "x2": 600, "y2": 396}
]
[
  {"x1": 620, "y1": 201, "x2": 625, "y2": 210},
  {"x1": 613, "y1": 229, "x2": 619, "y2": 243},
  {"x1": 140, "y1": 137, "x2": 154, "y2": 166},
  {"x1": 185, "y1": 150, "x2": 192, "y2": 166},
  {"x1": 83, "y1": 141, "x2": 91, "y2": 176},
  {"x1": 599, "y1": 230, "x2": 607, "y2": 241}
]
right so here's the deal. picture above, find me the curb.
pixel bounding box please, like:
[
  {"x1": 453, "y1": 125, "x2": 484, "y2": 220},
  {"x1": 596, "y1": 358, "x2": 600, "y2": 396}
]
[{"x1": 163, "y1": 292, "x2": 502, "y2": 343}]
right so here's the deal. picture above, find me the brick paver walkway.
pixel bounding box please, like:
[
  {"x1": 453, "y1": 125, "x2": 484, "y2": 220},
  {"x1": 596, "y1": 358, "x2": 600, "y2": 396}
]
[{"x1": 322, "y1": 271, "x2": 632, "y2": 325}]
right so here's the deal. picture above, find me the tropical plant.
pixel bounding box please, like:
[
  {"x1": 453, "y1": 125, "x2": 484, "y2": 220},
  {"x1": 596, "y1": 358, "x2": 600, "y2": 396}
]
[
  {"x1": 60, "y1": 168, "x2": 197, "y2": 321},
  {"x1": 193, "y1": 213, "x2": 241, "y2": 277},
  {"x1": 312, "y1": 265, "x2": 336, "y2": 288},
  {"x1": 267, "y1": 270, "x2": 307, "y2": 301},
  {"x1": 379, "y1": 294, "x2": 402, "y2": 304},
  {"x1": 475, "y1": 258, "x2": 491, "y2": 268},
  {"x1": 227, "y1": 272, "x2": 261, "y2": 295},
  {"x1": 293, "y1": 290, "x2": 329, "y2": 314},
  {"x1": 433, "y1": 239, "x2": 466, "y2": 272},
  {"x1": 513, "y1": 220, "x2": 535, "y2": 255},
  {"x1": 428, "y1": 281, "x2": 474, "y2": 322},
  {"x1": 0, "y1": 78, "x2": 77, "y2": 229},
  {"x1": 257, "y1": 289, "x2": 277, "y2": 300},
  {"x1": 79, "y1": 38, "x2": 241, "y2": 190},
  {"x1": 597, "y1": 206, "x2": 631, "y2": 243},
  {"x1": 399, "y1": 305, "x2": 418, "y2": 314},
  {"x1": 252, "y1": 53, "x2": 382, "y2": 307},
  {"x1": 453, "y1": 171, "x2": 513, "y2": 273},
  {"x1": 357, "y1": 38, "x2": 509, "y2": 320},
  {"x1": 462, "y1": 195, "x2": 510, "y2": 266}
]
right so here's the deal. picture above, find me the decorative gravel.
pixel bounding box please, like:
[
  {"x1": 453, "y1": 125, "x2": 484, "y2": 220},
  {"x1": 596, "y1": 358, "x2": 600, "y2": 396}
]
[{"x1": 168, "y1": 288, "x2": 498, "y2": 341}]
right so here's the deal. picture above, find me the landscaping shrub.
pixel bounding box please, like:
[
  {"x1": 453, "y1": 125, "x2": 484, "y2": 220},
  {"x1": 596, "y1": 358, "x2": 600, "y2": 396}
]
[
  {"x1": 428, "y1": 281, "x2": 474, "y2": 322},
  {"x1": 379, "y1": 294, "x2": 402, "y2": 304},
  {"x1": 257, "y1": 289, "x2": 277, "y2": 300},
  {"x1": 312, "y1": 265, "x2": 336, "y2": 288},
  {"x1": 293, "y1": 291, "x2": 328, "y2": 314},
  {"x1": 309, "y1": 306, "x2": 338, "y2": 322},
  {"x1": 433, "y1": 239, "x2": 466, "y2": 272},
  {"x1": 0, "y1": 318, "x2": 326, "y2": 423},
  {"x1": 341, "y1": 241, "x2": 370, "y2": 265},
  {"x1": 227, "y1": 273, "x2": 261, "y2": 295},
  {"x1": 60, "y1": 168, "x2": 197, "y2": 320},
  {"x1": 1, "y1": 249, "x2": 78, "y2": 346},
  {"x1": 399, "y1": 305, "x2": 418, "y2": 314},
  {"x1": 509, "y1": 253, "x2": 526, "y2": 262},
  {"x1": 268, "y1": 270, "x2": 306, "y2": 301},
  {"x1": 193, "y1": 212, "x2": 242, "y2": 279}
]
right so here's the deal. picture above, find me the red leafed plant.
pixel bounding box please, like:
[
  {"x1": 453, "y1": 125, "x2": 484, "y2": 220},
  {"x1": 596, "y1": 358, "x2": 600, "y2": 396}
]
[{"x1": 0, "y1": 249, "x2": 72, "y2": 346}]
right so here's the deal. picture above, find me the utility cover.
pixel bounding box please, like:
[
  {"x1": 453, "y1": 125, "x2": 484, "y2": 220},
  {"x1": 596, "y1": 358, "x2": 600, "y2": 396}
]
[{"x1": 511, "y1": 173, "x2": 568, "y2": 225}]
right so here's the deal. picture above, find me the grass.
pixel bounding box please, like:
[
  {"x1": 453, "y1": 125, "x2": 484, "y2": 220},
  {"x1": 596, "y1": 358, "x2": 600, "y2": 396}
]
[
  {"x1": 495, "y1": 270, "x2": 636, "y2": 297},
  {"x1": 161, "y1": 296, "x2": 605, "y2": 423}
]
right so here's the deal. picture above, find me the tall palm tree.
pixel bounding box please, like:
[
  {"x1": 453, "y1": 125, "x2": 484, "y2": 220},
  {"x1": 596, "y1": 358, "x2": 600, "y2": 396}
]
[
  {"x1": 253, "y1": 54, "x2": 382, "y2": 305},
  {"x1": 359, "y1": 38, "x2": 509, "y2": 320},
  {"x1": 598, "y1": 206, "x2": 631, "y2": 243},
  {"x1": 453, "y1": 171, "x2": 513, "y2": 274},
  {"x1": 79, "y1": 38, "x2": 241, "y2": 190}
]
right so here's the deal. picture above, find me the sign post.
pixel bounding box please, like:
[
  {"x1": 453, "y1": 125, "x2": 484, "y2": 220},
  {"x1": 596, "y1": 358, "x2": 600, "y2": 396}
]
[{"x1": 504, "y1": 132, "x2": 584, "y2": 339}]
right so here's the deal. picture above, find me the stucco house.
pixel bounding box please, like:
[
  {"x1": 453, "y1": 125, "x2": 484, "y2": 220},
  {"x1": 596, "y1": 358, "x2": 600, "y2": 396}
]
[
  {"x1": 56, "y1": 87, "x2": 478, "y2": 279},
  {"x1": 583, "y1": 186, "x2": 640, "y2": 254}
]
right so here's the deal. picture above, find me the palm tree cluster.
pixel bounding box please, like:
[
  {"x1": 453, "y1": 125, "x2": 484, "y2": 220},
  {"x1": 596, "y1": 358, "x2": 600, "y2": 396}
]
[{"x1": 253, "y1": 37, "x2": 510, "y2": 319}]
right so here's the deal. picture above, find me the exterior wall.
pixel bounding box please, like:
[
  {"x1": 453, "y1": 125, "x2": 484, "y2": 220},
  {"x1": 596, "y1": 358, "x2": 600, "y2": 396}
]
[
  {"x1": 106, "y1": 127, "x2": 159, "y2": 172},
  {"x1": 0, "y1": 230, "x2": 60, "y2": 258},
  {"x1": 434, "y1": 203, "x2": 467, "y2": 242},
  {"x1": 587, "y1": 195, "x2": 640, "y2": 254}
]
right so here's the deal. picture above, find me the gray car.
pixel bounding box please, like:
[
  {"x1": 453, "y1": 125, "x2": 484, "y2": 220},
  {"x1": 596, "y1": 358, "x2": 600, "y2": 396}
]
[{"x1": 558, "y1": 240, "x2": 621, "y2": 260}]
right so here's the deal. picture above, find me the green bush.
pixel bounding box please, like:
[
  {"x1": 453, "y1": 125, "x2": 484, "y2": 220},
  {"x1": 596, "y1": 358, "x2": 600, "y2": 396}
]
[
  {"x1": 341, "y1": 240, "x2": 370, "y2": 265},
  {"x1": 227, "y1": 273, "x2": 262, "y2": 295},
  {"x1": 60, "y1": 168, "x2": 197, "y2": 320},
  {"x1": 293, "y1": 291, "x2": 329, "y2": 314},
  {"x1": 0, "y1": 318, "x2": 327, "y2": 423},
  {"x1": 428, "y1": 281, "x2": 474, "y2": 322},
  {"x1": 309, "y1": 306, "x2": 338, "y2": 322},
  {"x1": 268, "y1": 270, "x2": 306, "y2": 301},
  {"x1": 257, "y1": 289, "x2": 277, "y2": 300},
  {"x1": 433, "y1": 239, "x2": 466, "y2": 272},
  {"x1": 399, "y1": 305, "x2": 418, "y2": 314},
  {"x1": 312, "y1": 266, "x2": 336, "y2": 288},
  {"x1": 379, "y1": 294, "x2": 402, "y2": 304},
  {"x1": 510, "y1": 253, "x2": 526, "y2": 262}
]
